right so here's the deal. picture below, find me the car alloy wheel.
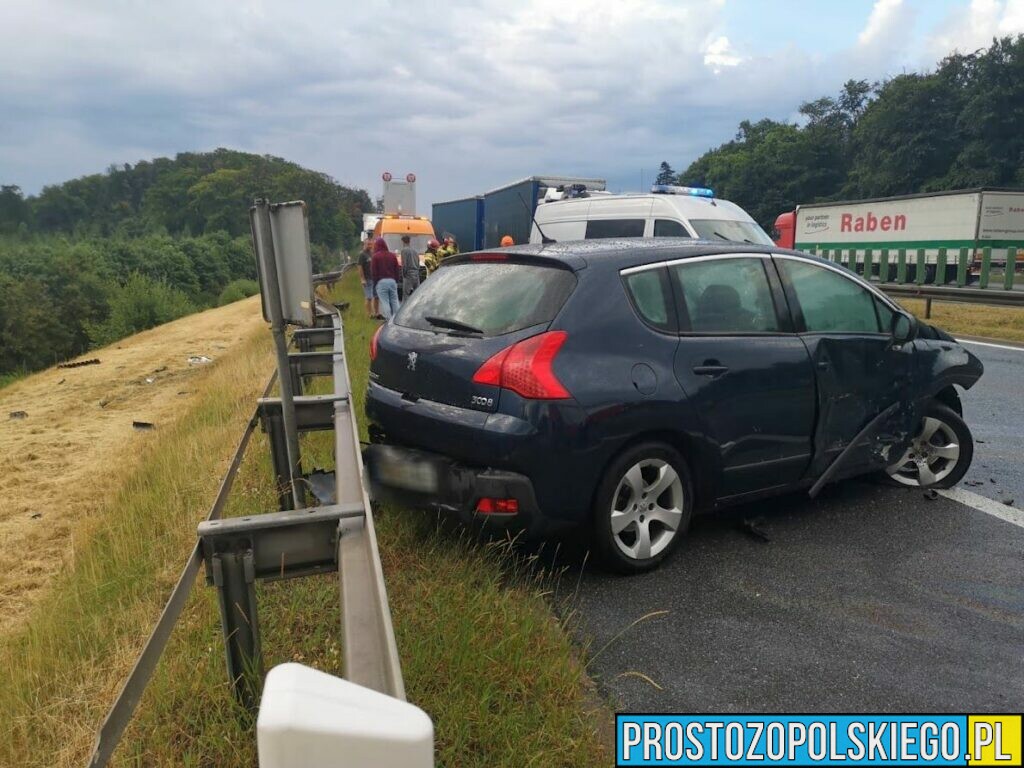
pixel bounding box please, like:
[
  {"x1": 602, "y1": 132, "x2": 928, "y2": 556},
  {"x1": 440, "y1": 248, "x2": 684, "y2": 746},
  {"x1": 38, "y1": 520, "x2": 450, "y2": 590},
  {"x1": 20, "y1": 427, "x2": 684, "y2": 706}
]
[
  {"x1": 886, "y1": 412, "x2": 962, "y2": 487},
  {"x1": 609, "y1": 458, "x2": 685, "y2": 560}
]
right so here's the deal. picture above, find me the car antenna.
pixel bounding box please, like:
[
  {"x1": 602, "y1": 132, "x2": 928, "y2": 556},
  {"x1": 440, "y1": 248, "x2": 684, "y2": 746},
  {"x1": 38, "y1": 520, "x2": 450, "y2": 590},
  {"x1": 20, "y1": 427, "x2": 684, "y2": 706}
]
[{"x1": 517, "y1": 191, "x2": 556, "y2": 244}]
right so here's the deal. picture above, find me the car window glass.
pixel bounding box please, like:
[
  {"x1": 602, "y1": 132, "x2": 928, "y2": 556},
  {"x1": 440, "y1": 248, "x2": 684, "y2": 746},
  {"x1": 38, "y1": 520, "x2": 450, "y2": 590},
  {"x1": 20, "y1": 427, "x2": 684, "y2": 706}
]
[
  {"x1": 653, "y1": 219, "x2": 691, "y2": 237},
  {"x1": 623, "y1": 269, "x2": 672, "y2": 330},
  {"x1": 397, "y1": 262, "x2": 576, "y2": 337},
  {"x1": 779, "y1": 259, "x2": 881, "y2": 333},
  {"x1": 875, "y1": 297, "x2": 896, "y2": 333},
  {"x1": 585, "y1": 219, "x2": 645, "y2": 239},
  {"x1": 671, "y1": 257, "x2": 779, "y2": 333}
]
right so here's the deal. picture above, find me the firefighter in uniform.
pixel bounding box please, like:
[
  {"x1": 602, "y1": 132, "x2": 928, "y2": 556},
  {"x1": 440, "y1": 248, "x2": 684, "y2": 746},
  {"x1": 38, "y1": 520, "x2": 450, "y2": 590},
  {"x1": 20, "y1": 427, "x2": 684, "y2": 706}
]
[{"x1": 424, "y1": 238, "x2": 443, "y2": 275}]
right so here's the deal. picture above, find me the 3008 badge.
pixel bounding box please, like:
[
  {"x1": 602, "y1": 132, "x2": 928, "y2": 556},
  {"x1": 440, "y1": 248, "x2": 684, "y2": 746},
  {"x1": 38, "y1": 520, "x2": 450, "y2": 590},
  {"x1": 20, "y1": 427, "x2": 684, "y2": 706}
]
[{"x1": 471, "y1": 395, "x2": 494, "y2": 408}]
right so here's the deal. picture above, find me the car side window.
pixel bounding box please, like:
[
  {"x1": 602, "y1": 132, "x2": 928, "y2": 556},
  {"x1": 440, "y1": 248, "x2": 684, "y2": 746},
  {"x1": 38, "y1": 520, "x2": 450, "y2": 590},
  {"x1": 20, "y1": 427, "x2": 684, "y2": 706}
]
[
  {"x1": 623, "y1": 269, "x2": 674, "y2": 331},
  {"x1": 653, "y1": 219, "x2": 691, "y2": 238},
  {"x1": 585, "y1": 219, "x2": 645, "y2": 239},
  {"x1": 778, "y1": 259, "x2": 882, "y2": 333},
  {"x1": 874, "y1": 297, "x2": 896, "y2": 333},
  {"x1": 670, "y1": 257, "x2": 779, "y2": 333}
]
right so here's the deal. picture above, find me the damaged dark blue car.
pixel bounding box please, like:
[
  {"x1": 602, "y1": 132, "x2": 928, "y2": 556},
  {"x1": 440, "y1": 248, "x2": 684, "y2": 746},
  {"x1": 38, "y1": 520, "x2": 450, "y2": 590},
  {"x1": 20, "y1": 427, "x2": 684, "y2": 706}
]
[{"x1": 364, "y1": 240, "x2": 983, "y2": 573}]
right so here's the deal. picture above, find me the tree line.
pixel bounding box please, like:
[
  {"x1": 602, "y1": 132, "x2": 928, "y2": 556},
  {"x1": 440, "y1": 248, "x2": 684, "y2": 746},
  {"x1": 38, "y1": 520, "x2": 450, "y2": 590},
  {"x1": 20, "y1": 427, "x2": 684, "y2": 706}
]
[
  {"x1": 662, "y1": 36, "x2": 1024, "y2": 231},
  {"x1": 0, "y1": 149, "x2": 373, "y2": 380}
]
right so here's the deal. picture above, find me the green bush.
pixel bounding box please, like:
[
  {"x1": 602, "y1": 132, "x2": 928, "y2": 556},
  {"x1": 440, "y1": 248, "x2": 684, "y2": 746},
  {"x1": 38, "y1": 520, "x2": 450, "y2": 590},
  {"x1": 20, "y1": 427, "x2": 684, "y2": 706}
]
[
  {"x1": 88, "y1": 273, "x2": 195, "y2": 346},
  {"x1": 217, "y1": 278, "x2": 260, "y2": 306}
]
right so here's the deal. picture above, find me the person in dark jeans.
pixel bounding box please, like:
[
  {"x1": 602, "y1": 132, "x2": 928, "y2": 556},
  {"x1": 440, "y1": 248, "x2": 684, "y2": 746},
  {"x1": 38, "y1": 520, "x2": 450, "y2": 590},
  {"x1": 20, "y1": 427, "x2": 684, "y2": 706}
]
[
  {"x1": 357, "y1": 238, "x2": 378, "y2": 318},
  {"x1": 370, "y1": 237, "x2": 401, "y2": 321}
]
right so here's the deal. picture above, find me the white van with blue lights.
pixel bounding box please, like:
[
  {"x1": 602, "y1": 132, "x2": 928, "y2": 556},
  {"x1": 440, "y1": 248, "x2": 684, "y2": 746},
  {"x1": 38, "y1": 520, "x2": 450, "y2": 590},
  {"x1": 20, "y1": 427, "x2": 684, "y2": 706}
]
[{"x1": 528, "y1": 185, "x2": 773, "y2": 245}]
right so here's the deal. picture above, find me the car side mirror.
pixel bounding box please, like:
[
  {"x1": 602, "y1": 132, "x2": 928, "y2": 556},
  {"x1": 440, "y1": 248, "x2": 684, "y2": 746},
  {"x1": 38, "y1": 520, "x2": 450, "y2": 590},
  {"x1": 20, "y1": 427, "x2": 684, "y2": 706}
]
[{"x1": 891, "y1": 312, "x2": 916, "y2": 344}]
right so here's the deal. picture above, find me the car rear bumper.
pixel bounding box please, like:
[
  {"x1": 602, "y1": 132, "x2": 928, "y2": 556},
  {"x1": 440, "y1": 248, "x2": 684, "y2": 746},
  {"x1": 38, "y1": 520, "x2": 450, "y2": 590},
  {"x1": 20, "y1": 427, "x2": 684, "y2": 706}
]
[{"x1": 364, "y1": 443, "x2": 552, "y2": 532}]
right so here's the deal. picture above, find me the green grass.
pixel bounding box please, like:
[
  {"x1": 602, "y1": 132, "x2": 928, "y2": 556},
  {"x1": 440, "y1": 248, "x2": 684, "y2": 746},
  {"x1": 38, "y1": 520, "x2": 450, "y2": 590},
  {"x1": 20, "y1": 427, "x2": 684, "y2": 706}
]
[
  {"x1": 0, "y1": 269, "x2": 611, "y2": 767},
  {"x1": 898, "y1": 299, "x2": 1024, "y2": 343}
]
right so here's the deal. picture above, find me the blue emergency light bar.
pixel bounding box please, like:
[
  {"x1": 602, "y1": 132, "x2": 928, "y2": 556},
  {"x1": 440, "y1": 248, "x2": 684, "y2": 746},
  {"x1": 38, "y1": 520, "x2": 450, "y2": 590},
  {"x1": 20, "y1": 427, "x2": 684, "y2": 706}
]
[{"x1": 650, "y1": 184, "x2": 715, "y2": 198}]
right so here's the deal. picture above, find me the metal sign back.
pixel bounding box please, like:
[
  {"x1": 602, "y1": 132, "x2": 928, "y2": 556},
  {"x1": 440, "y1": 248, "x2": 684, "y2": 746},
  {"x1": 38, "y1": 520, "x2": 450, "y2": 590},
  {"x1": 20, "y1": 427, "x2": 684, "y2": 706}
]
[{"x1": 251, "y1": 200, "x2": 315, "y2": 328}]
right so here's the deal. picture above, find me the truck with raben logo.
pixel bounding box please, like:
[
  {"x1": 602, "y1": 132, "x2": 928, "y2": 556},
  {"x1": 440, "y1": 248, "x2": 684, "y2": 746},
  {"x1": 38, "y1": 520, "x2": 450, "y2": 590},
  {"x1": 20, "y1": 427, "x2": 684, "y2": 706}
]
[{"x1": 772, "y1": 188, "x2": 1024, "y2": 282}]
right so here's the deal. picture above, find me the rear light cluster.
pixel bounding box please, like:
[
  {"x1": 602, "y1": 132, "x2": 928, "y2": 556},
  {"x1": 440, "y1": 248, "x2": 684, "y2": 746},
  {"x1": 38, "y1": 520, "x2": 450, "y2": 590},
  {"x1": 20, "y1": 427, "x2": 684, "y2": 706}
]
[
  {"x1": 475, "y1": 497, "x2": 519, "y2": 514},
  {"x1": 472, "y1": 331, "x2": 570, "y2": 399},
  {"x1": 370, "y1": 325, "x2": 382, "y2": 361}
]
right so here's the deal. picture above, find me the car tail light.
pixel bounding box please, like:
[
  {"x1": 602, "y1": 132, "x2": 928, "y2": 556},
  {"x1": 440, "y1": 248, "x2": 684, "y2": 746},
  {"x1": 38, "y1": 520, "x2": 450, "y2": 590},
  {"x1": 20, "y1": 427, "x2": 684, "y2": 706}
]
[
  {"x1": 370, "y1": 325, "x2": 382, "y2": 361},
  {"x1": 475, "y1": 497, "x2": 519, "y2": 514},
  {"x1": 472, "y1": 331, "x2": 570, "y2": 399}
]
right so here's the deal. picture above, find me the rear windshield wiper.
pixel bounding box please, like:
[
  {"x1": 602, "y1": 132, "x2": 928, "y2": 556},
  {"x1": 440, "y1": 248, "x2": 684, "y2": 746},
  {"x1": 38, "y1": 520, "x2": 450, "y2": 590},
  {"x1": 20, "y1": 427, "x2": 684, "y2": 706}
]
[{"x1": 424, "y1": 316, "x2": 484, "y2": 335}]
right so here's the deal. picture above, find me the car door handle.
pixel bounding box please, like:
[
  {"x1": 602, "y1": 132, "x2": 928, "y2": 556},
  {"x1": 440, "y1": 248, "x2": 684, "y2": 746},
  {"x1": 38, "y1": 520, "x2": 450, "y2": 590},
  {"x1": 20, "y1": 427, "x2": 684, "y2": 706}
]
[
  {"x1": 817, "y1": 361, "x2": 830, "y2": 371},
  {"x1": 692, "y1": 364, "x2": 729, "y2": 377}
]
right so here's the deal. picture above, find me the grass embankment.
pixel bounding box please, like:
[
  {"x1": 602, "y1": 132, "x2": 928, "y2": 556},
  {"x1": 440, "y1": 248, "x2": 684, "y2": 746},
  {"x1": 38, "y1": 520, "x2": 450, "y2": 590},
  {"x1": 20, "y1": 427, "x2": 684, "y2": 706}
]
[
  {"x1": 1, "y1": 270, "x2": 610, "y2": 766},
  {"x1": 898, "y1": 299, "x2": 1024, "y2": 343}
]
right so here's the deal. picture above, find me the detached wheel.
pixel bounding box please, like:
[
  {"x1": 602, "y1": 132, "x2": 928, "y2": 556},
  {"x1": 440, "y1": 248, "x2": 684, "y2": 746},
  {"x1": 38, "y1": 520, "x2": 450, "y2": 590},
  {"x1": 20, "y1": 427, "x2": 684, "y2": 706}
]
[
  {"x1": 592, "y1": 443, "x2": 692, "y2": 574},
  {"x1": 885, "y1": 403, "x2": 973, "y2": 489}
]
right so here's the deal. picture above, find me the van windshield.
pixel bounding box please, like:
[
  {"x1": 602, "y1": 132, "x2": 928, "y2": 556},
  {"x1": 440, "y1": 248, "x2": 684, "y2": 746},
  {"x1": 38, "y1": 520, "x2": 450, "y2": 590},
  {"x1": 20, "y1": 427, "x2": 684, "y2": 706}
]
[{"x1": 690, "y1": 219, "x2": 773, "y2": 246}]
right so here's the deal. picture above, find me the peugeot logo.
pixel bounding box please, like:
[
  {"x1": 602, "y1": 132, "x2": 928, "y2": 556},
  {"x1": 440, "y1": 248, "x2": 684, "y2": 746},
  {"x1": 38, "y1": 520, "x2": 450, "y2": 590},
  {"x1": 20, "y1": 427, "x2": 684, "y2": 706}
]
[{"x1": 407, "y1": 352, "x2": 418, "y2": 371}]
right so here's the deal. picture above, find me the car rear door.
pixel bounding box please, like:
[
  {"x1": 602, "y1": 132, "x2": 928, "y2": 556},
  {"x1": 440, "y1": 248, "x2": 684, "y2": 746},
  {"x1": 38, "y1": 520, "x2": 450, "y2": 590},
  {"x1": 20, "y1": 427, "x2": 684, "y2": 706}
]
[
  {"x1": 773, "y1": 255, "x2": 916, "y2": 478},
  {"x1": 665, "y1": 254, "x2": 817, "y2": 499}
]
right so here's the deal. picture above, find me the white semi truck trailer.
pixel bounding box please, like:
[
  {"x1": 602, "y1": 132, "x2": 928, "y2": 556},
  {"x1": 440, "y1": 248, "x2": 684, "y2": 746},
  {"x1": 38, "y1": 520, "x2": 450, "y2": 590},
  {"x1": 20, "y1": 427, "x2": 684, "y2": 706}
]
[{"x1": 772, "y1": 188, "x2": 1024, "y2": 284}]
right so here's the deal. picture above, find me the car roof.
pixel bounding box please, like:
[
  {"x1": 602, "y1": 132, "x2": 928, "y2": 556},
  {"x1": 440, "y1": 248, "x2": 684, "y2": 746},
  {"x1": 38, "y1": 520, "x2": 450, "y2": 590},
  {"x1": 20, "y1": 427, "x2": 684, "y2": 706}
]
[{"x1": 482, "y1": 238, "x2": 785, "y2": 270}]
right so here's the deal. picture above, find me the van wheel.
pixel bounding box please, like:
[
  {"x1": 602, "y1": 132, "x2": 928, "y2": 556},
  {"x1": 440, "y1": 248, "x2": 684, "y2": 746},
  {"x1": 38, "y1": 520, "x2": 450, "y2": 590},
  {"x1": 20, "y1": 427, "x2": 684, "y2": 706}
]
[
  {"x1": 885, "y1": 403, "x2": 973, "y2": 489},
  {"x1": 592, "y1": 443, "x2": 692, "y2": 574}
]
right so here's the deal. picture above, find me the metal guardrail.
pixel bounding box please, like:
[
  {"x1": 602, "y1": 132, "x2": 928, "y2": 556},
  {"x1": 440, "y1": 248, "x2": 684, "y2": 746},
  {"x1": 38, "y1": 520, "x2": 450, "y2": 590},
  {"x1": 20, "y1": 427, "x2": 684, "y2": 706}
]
[
  {"x1": 804, "y1": 245, "x2": 1024, "y2": 312},
  {"x1": 87, "y1": 244, "x2": 404, "y2": 764}
]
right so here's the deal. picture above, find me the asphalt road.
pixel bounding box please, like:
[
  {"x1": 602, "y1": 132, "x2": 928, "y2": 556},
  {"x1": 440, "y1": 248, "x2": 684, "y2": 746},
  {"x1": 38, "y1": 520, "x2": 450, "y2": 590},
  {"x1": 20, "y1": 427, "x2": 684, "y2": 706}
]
[
  {"x1": 573, "y1": 340, "x2": 1024, "y2": 714},
  {"x1": 959, "y1": 340, "x2": 1024, "y2": 504}
]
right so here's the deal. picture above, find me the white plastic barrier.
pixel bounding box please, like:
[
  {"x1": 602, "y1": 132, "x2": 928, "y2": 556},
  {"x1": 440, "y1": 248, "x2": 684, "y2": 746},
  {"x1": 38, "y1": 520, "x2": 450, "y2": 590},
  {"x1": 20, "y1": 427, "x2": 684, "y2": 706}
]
[{"x1": 257, "y1": 664, "x2": 434, "y2": 768}]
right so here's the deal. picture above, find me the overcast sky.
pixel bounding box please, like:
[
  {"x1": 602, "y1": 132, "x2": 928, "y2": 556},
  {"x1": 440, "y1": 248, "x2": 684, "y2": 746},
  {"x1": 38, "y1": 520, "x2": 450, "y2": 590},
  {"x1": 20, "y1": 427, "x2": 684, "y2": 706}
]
[{"x1": 2, "y1": 0, "x2": 1023, "y2": 211}]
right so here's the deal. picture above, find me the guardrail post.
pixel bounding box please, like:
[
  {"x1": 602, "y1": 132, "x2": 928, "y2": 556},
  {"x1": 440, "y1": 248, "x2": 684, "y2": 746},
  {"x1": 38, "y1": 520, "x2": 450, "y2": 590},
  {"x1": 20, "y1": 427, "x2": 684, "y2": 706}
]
[
  {"x1": 956, "y1": 247, "x2": 969, "y2": 287},
  {"x1": 864, "y1": 248, "x2": 875, "y2": 280},
  {"x1": 211, "y1": 548, "x2": 262, "y2": 708},
  {"x1": 981, "y1": 247, "x2": 992, "y2": 289},
  {"x1": 879, "y1": 249, "x2": 890, "y2": 282},
  {"x1": 846, "y1": 248, "x2": 856, "y2": 273},
  {"x1": 261, "y1": 410, "x2": 294, "y2": 511},
  {"x1": 915, "y1": 249, "x2": 926, "y2": 285},
  {"x1": 831, "y1": 249, "x2": 841, "y2": 265},
  {"x1": 1004, "y1": 247, "x2": 1017, "y2": 291},
  {"x1": 936, "y1": 247, "x2": 948, "y2": 285},
  {"x1": 897, "y1": 249, "x2": 907, "y2": 283}
]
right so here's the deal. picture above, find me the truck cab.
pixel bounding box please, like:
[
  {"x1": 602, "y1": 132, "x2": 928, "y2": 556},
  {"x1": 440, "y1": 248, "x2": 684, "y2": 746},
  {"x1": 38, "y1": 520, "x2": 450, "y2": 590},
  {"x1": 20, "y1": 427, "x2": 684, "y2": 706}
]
[
  {"x1": 529, "y1": 186, "x2": 773, "y2": 246},
  {"x1": 772, "y1": 210, "x2": 796, "y2": 249}
]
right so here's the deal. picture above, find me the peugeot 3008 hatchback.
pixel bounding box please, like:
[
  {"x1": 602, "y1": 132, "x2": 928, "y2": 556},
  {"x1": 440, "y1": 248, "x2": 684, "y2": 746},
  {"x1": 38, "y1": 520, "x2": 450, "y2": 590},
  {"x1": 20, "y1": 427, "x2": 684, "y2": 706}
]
[{"x1": 365, "y1": 240, "x2": 983, "y2": 573}]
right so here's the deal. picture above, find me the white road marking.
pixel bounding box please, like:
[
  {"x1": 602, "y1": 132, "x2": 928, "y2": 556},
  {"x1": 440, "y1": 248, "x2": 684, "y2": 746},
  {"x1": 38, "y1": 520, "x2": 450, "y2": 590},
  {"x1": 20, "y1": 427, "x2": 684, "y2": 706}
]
[
  {"x1": 939, "y1": 487, "x2": 1024, "y2": 530},
  {"x1": 955, "y1": 338, "x2": 1024, "y2": 353}
]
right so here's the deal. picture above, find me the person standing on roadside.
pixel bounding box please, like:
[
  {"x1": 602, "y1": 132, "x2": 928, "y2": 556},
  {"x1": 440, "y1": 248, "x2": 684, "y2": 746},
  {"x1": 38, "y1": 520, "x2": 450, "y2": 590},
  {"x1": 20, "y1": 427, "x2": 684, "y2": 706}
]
[
  {"x1": 371, "y1": 236, "x2": 401, "y2": 321},
  {"x1": 357, "y1": 237, "x2": 378, "y2": 318},
  {"x1": 399, "y1": 234, "x2": 420, "y2": 298}
]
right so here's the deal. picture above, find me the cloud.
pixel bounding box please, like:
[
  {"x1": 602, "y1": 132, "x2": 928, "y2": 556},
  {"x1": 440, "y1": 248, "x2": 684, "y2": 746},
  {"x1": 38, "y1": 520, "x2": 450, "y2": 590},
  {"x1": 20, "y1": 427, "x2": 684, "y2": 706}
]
[
  {"x1": 0, "y1": 0, "x2": 1009, "y2": 210},
  {"x1": 928, "y1": 0, "x2": 1024, "y2": 56},
  {"x1": 704, "y1": 36, "x2": 744, "y2": 72},
  {"x1": 858, "y1": 0, "x2": 912, "y2": 49}
]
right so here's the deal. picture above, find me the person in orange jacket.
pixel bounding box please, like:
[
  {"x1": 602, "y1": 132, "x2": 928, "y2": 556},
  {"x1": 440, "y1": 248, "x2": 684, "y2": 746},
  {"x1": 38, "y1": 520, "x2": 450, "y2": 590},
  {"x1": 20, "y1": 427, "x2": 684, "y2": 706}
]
[{"x1": 500, "y1": 235, "x2": 514, "y2": 247}]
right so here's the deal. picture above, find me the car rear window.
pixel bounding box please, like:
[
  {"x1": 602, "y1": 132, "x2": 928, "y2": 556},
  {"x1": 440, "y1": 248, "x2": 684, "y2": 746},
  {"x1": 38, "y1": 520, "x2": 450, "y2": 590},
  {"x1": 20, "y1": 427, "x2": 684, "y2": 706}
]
[{"x1": 396, "y1": 261, "x2": 577, "y2": 337}]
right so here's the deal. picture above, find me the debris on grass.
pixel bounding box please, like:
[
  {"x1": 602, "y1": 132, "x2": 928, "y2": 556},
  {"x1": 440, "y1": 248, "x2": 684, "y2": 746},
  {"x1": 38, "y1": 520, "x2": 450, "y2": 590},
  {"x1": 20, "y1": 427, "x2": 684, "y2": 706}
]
[
  {"x1": 188, "y1": 355, "x2": 213, "y2": 365},
  {"x1": 132, "y1": 420, "x2": 155, "y2": 430},
  {"x1": 57, "y1": 359, "x2": 100, "y2": 369},
  {"x1": 9, "y1": 411, "x2": 27, "y2": 420}
]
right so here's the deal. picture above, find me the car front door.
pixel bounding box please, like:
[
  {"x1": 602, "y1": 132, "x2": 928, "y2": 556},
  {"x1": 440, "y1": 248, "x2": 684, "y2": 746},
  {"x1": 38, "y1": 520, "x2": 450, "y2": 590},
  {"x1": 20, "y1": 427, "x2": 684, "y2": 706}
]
[
  {"x1": 668, "y1": 254, "x2": 817, "y2": 499},
  {"x1": 773, "y1": 255, "x2": 916, "y2": 479}
]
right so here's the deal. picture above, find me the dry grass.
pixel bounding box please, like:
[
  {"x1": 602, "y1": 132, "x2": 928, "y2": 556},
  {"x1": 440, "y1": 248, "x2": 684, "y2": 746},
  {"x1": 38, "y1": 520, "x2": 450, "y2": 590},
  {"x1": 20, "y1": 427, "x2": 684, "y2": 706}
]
[
  {"x1": 897, "y1": 298, "x2": 1024, "y2": 343},
  {"x1": 0, "y1": 296, "x2": 266, "y2": 633},
  {"x1": 0, "y1": 272, "x2": 612, "y2": 767}
]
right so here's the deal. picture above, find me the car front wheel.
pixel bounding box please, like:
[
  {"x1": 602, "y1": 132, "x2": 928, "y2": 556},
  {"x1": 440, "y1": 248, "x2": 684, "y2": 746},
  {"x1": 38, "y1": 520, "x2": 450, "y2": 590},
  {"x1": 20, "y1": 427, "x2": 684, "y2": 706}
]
[
  {"x1": 592, "y1": 442, "x2": 693, "y2": 574},
  {"x1": 885, "y1": 403, "x2": 973, "y2": 488}
]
